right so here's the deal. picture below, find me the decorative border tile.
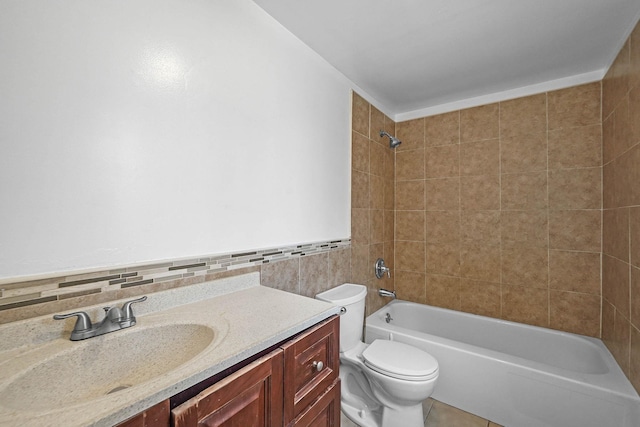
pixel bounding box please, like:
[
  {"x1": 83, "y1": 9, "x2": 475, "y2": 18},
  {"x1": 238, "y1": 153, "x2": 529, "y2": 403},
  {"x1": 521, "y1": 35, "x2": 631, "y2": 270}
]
[{"x1": 0, "y1": 239, "x2": 351, "y2": 312}]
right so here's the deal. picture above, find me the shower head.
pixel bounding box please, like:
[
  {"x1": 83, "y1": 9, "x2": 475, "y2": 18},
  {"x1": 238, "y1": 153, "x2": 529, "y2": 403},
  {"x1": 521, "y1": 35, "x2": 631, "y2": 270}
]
[{"x1": 379, "y1": 130, "x2": 402, "y2": 149}]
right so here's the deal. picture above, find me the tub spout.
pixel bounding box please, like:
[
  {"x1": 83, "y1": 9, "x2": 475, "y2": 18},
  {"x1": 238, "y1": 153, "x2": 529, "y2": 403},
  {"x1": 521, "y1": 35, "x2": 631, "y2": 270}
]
[{"x1": 378, "y1": 289, "x2": 396, "y2": 299}]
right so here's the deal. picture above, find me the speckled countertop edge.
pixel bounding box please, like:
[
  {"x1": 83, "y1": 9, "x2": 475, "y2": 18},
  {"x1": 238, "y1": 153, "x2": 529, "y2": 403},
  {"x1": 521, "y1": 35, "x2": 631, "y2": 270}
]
[{"x1": 0, "y1": 272, "x2": 341, "y2": 427}]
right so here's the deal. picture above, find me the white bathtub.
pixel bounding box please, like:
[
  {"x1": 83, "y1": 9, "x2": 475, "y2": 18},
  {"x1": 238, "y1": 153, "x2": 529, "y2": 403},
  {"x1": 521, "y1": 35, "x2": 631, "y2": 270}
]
[{"x1": 365, "y1": 300, "x2": 640, "y2": 427}]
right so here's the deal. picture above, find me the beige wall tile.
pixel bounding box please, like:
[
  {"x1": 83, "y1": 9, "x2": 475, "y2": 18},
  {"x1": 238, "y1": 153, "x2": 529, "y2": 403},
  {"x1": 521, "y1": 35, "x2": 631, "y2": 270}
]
[
  {"x1": 351, "y1": 245, "x2": 370, "y2": 287},
  {"x1": 426, "y1": 177, "x2": 460, "y2": 211},
  {"x1": 549, "y1": 167, "x2": 602, "y2": 210},
  {"x1": 460, "y1": 103, "x2": 499, "y2": 143},
  {"x1": 396, "y1": 210, "x2": 426, "y2": 242},
  {"x1": 460, "y1": 243, "x2": 501, "y2": 282},
  {"x1": 631, "y1": 24, "x2": 640, "y2": 89},
  {"x1": 426, "y1": 144, "x2": 460, "y2": 178},
  {"x1": 501, "y1": 243, "x2": 548, "y2": 289},
  {"x1": 426, "y1": 211, "x2": 460, "y2": 244},
  {"x1": 632, "y1": 266, "x2": 640, "y2": 329},
  {"x1": 370, "y1": 209, "x2": 384, "y2": 244},
  {"x1": 617, "y1": 143, "x2": 640, "y2": 207},
  {"x1": 630, "y1": 87, "x2": 640, "y2": 146},
  {"x1": 460, "y1": 210, "x2": 500, "y2": 245},
  {"x1": 603, "y1": 110, "x2": 616, "y2": 165},
  {"x1": 631, "y1": 207, "x2": 640, "y2": 268},
  {"x1": 501, "y1": 171, "x2": 548, "y2": 210},
  {"x1": 425, "y1": 111, "x2": 459, "y2": 147},
  {"x1": 548, "y1": 82, "x2": 601, "y2": 130},
  {"x1": 603, "y1": 162, "x2": 616, "y2": 209},
  {"x1": 351, "y1": 208, "x2": 369, "y2": 246},
  {"x1": 631, "y1": 326, "x2": 640, "y2": 393},
  {"x1": 501, "y1": 132, "x2": 547, "y2": 174},
  {"x1": 384, "y1": 178, "x2": 395, "y2": 211},
  {"x1": 396, "y1": 180, "x2": 425, "y2": 210},
  {"x1": 603, "y1": 254, "x2": 630, "y2": 319},
  {"x1": 603, "y1": 38, "x2": 630, "y2": 120},
  {"x1": 549, "y1": 210, "x2": 601, "y2": 251},
  {"x1": 370, "y1": 174, "x2": 385, "y2": 210},
  {"x1": 426, "y1": 274, "x2": 461, "y2": 311},
  {"x1": 549, "y1": 250, "x2": 601, "y2": 295},
  {"x1": 460, "y1": 279, "x2": 501, "y2": 317},
  {"x1": 299, "y1": 253, "x2": 329, "y2": 297},
  {"x1": 352, "y1": 169, "x2": 369, "y2": 209},
  {"x1": 396, "y1": 241, "x2": 426, "y2": 273},
  {"x1": 549, "y1": 290, "x2": 601, "y2": 337},
  {"x1": 502, "y1": 285, "x2": 548, "y2": 327},
  {"x1": 352, "y1": 131, "x2": 369, "y2": 173},
  {"x1": 396, "y1": 118, "x2": 424, "y2": 151},
  {"x1": 371, "y1": 105, "x2": 385, "y2": 145},
  {"x1": 548, "y1": 124, "x2": 602, "y2": 170},
  {"x1": 500, "y1": 210, "x2": 548, "y2": 248},
  {"x1": 329, "y1": 249, "x2": 351, "y2": 288},
  {"x1": 500, "y1": 93, "x2": 547, "y2": 138},
  {"x1": 396, "y1": 148, "x2": 425, "y2": 181},
  {"x1": 460, "y1": 139, "x2": 500, "y2": 176},
  {"x1": 602, "y1": 299, "x2": 616, "y2": 347},
  {"x1": 395, "y1": 270, "x2": 426, "y2": 303},
  {"x1": 370, "y1": 141, "x2": 386, "y2": 176},
  {"x1": 384, "y1": 209, "x2": 395, "y2": 243},
  {"x1": 261, "y1": 258, "x2": 299, "y2": 294},
  {"x1": 426, "y1": 243, "x2": 461, "y2": 276},
  {"x1": 352, "y1": 92, "x2": 370, "y2": 137},
  {"x1": 613, "y1": 310, "x2": 631, "y2": 375},
  {"x1": 461, "y1": 174, "x2": 500, "y2": 211},
  {"x1": 603, "y1": 208, "x2": 630, "y2": 261}
]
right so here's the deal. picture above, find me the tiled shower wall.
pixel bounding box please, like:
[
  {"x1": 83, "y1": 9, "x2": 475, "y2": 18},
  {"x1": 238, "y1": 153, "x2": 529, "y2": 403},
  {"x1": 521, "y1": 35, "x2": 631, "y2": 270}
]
[
  {"x1": 394, "y1": 82, "x2": 603, "y2": 337},
  {"x1": 351, "y1": 93, "x2": 397, "y2": 315},
  {"x1": 601, "y1": 21, "x2": 640, "y2": 392}
]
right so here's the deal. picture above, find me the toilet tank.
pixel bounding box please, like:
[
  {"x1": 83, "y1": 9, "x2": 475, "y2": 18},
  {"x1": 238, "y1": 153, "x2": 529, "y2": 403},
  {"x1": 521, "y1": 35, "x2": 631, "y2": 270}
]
[{"x1": 316, "y1": 283, "x2": 367, "y2": 352}]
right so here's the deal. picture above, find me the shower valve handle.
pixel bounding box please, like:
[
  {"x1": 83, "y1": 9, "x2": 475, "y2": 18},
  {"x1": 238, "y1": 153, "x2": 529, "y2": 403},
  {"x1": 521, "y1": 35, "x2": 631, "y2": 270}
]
[{"x1": 375, "y1": 258, "x2": 391, "y2": 279}]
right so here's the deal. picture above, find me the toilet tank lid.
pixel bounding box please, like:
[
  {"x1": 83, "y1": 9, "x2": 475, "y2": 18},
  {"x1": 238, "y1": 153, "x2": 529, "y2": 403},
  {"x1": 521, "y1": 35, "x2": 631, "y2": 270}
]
[
  {"x1": 362, "y1": 339, "x2": 439, "y2": 379},
  {"x1": 316, "y1": 283, "x2": 367, "y2": 305}
]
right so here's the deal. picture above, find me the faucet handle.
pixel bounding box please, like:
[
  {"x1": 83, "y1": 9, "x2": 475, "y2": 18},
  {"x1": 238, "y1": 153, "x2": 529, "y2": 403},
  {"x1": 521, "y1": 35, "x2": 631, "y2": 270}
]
[
  {"x1": 53, "y1": 311, "x2": 92, "y2": 332},
  {"x1": 121, "y1": 296, "x2": 147, "y2": 322}
]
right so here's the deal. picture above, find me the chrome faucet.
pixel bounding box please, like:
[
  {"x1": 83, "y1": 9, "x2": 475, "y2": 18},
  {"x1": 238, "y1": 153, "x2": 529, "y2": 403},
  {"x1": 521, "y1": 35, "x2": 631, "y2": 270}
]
[
  {"x1": 378, "y1": 288, "x2": 396, "y2": 299},
  {"x1": 54, "y1": 296, "x2": 147, "y2": 341}
]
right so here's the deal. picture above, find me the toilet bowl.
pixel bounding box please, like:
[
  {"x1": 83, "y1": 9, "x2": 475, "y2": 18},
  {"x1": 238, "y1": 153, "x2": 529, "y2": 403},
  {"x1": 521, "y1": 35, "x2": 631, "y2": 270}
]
[{"x1": 316, "y1": 284, "x2": 439, "y2": 427}]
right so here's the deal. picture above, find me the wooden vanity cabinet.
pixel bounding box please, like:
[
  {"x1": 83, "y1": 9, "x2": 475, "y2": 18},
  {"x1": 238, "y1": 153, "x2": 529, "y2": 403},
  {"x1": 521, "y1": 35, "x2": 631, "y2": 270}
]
[
  {"x1": 120, "y1": 315, "x2": 339, "y2": 427},
  {"x1": 172, "y1": 349, "x2": 284, "y2": 427}
]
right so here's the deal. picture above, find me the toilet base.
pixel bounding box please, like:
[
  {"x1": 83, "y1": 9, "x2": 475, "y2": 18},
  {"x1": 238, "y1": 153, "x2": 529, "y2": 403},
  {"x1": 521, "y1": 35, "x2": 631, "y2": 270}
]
[
  {"x1": 381, "y1": 403, "x2": 424, "y2": 427},
  {"x1": 341, "y1": 399, "x2": 381, "y2": 427}
]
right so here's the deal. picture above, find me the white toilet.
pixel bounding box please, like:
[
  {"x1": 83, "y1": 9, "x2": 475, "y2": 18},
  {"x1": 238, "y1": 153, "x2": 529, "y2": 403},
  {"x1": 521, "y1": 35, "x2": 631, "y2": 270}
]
[{"x1": 316, "y1": 284, "x2": 439, "y2": 427}]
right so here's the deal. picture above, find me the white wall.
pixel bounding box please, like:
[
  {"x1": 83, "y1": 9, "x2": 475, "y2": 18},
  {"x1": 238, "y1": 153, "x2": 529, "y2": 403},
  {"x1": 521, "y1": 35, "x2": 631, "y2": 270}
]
[{"x1": 0, "y1": 0, "x2": 352, "y2": 279}]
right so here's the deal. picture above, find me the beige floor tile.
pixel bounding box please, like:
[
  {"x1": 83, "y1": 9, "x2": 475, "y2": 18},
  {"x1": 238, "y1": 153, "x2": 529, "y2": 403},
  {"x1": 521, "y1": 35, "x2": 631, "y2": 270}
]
[
  {"x1": 424, "y1": 400, "x2": 488, "y2": 427},
  {"x1": 340, "y1": 411, "x2": 359, "y2": 427}
]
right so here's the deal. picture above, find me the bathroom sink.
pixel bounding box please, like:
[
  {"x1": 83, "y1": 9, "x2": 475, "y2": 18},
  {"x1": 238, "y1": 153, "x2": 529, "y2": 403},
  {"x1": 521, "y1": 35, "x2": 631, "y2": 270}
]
[{"x1": 0, "y1": 323, "x2": 216, "y2": 411}]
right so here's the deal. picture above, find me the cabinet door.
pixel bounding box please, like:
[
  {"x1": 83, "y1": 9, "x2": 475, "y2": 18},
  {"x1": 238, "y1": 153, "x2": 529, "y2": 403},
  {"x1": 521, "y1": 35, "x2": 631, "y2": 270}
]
[
  {"x1": 292, "y1": 380, "x2": 340, "y2": 427},
  {"x1": 281, "y1": 316, "x2": 339, "y2": 424},
  {"x1": 115, "y1": 399, "x2": 169, "y2": 427},
  {"x1": 172, "y1": 349, "x2": 283, "y2": 427}
]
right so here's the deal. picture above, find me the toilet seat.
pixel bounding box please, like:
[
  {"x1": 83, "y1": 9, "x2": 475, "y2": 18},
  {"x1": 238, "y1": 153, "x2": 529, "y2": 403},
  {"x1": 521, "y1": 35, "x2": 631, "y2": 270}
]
[{"x1": 362, "y1": 339, "x2": 439, "y2": 381}]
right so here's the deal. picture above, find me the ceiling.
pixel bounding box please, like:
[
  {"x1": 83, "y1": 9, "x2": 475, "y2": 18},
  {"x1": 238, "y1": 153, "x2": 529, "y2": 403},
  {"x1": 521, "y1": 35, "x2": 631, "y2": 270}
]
[{"x1": 252, "y1": 0, "x2": 640, "y2": 119}]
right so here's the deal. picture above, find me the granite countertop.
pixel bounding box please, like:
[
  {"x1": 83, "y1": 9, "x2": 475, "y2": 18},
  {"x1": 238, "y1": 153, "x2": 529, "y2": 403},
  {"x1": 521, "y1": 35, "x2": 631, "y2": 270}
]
[{"x1": 0, "y1": 272, "x2": 340, "y2": 427}]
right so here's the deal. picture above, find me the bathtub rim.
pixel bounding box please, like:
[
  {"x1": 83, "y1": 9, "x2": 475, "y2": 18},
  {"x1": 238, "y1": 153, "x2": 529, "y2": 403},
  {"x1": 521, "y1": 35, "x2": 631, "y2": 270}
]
[{"x1": 365, "y1": 299, "x2": 640, "y2": 401}]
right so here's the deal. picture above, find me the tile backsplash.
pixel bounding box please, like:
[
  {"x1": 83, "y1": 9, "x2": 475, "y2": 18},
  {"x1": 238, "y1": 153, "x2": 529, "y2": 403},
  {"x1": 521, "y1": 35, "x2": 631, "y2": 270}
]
[{"x1": 0, "y1": 239, "x2": 350, "y2": 323}]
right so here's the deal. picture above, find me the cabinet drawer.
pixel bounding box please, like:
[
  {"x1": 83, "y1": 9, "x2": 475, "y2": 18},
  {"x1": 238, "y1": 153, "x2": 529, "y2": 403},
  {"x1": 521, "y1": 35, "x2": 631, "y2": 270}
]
[
  {"x1": 292, "y1": 380, "x2": 340, "y2": 427},
  {"x1": 281, "y1": 316, "x2": 339, "y2": 423}
]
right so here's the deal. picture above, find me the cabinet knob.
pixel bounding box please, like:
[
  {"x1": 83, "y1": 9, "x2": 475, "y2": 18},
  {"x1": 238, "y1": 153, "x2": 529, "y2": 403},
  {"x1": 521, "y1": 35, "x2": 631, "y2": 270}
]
[{"x1": 312, "y1": 361, "x2": 324, "y2": 372}]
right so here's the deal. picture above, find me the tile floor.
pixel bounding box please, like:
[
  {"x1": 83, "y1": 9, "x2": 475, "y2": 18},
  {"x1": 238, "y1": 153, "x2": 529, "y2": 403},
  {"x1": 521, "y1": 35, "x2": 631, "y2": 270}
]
[{"x1": 340, "y1": 398, "x2": 503, "y2": 427}]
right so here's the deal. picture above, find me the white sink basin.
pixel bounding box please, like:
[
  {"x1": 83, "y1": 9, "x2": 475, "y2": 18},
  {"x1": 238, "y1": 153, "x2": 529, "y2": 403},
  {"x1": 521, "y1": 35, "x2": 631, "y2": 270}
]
[{"x1": 0, "y1": 323, "x2": 216, "y2": 411}]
